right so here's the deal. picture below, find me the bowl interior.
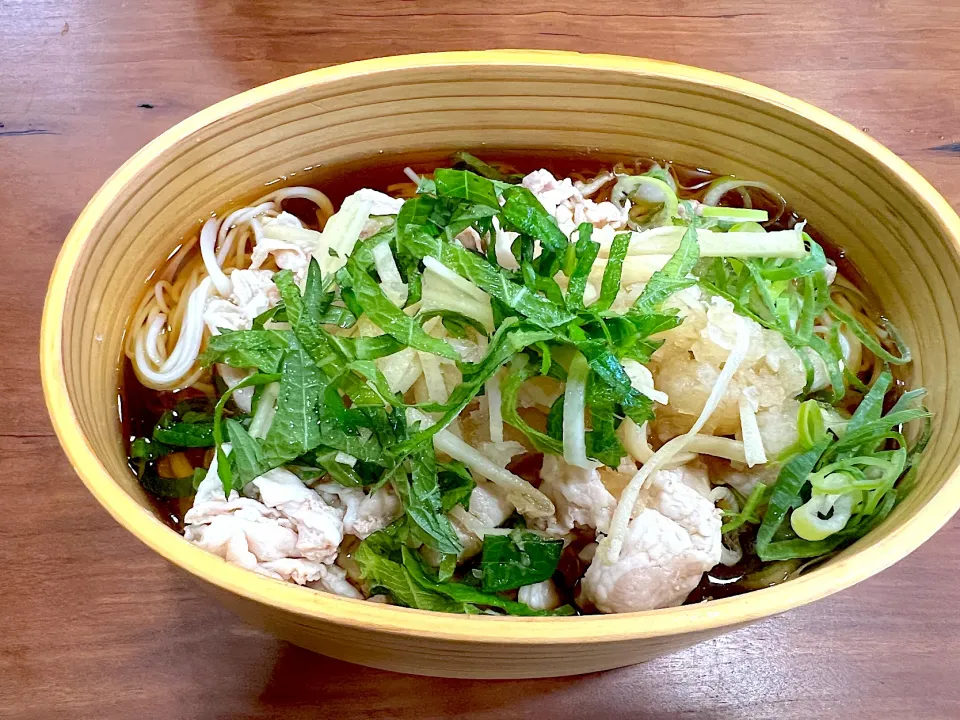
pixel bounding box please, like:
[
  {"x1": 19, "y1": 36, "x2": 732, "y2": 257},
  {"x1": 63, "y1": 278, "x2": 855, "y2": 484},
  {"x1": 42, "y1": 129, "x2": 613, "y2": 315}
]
[{"x1": 43, "y1": 52, "x2": 960, "y2": 651}]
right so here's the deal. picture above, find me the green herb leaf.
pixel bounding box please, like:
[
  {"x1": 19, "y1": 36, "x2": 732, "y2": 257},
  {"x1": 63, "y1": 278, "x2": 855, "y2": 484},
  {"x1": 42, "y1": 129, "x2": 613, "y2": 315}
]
[
  {"x1": 593, "y1": 232, "x2": 631, "y2": 312},
  {"x1": 355, "y1": 539, "x2": 466, "y2": 612},
  {"x1": 345, "y1": 251, "x2": 459, "y2": 361},
  {"x1": 500, "y1": 186, "x2": 569, "y2": 252},
  {"x1": 585, "y1": 371, "x2": 625, "y2": 467},
  {"x1": 394, "y1": 449, "x2": 463, "y2": 555},
  {"x1": 438, "y1": 461, "x2": 475, "y2": 511},
  {"x1": 434, "y1": 168, "x2": 503, "y2": 209},
  {"x1": 274, "y1": 270, "x2": 303, "y2": 326},
  {"x1": 401, "y1": 229, "x2": 575, "y2": 328},
  {"x1": 480, "y1": 529, "x2": 564, "y2": 592},
  {"x1": 565, "y1": 223, "x2": 600, "y2": 311},
  {"x1": 225, "y1": 418, "x2": 269, "y2": 489},
  {"x1": 397, "y1": 320, "x2": 554, "y2": 456},
  {"x1": 152, "y1": 411, "x2": 215, "y2": 448},
  {"x1": 211, "y1": 371, "x2": 282, "y2": 493},
  {"x1": 396, "y1": 196, "x2": 452, "y2": 241},
  {"x1": 402, "y1": 546, "x2": 572, "y2": 616},
  {"x1": 500, "y1": 356, "x2": 564, "y2": 455},
  {"x1": 261, "y1": 343, "x2": 328, "y2": 466},
  {"x1": 199, "y1": 329, "x2": 290, "y2": 373},
  {"x1": 130, "y1": 436, "x2": 169, "y2": 462},
  {"x1": 633, "y1": 220, "x2": 700, "y2": 314},
  {"x1": 308, "y1": 448, "x2": 365, "y2": 488},
  {"x1": 452, "y1": 152, "x2": 521, "y2": 184}
]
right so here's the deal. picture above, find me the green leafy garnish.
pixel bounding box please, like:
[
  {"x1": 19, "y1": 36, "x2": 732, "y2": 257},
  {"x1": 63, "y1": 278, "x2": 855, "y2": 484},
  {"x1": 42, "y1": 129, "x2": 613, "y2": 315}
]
[{"x1": 480, "y1": 529, "x2": 564, "y2": 592}]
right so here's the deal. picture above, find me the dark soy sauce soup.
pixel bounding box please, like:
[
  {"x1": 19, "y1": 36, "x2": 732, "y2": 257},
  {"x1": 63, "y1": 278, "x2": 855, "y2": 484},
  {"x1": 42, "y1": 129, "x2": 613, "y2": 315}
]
[{"x1": 120, "y1": 150, "x2": 903, "y2": 607}]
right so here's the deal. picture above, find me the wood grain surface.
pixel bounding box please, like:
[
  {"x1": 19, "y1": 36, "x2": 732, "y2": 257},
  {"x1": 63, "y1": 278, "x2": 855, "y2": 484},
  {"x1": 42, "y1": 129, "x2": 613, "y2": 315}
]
[{"x1": 2, "y1": 0, "x2": 960, "y2": 717}]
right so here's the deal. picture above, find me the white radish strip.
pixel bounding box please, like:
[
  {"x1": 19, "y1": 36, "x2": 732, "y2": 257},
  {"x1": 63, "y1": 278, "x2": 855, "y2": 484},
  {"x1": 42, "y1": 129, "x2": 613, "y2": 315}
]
[
  {"x1": 377, "y1": 347, "x2": 422, "y2": 394},
  {"x1": 602, "y1": 317, "x2": 751, "y2": 564},
  {"x1": 403, "y1": 167, "x2": 421, "y2": 184},
  {"x1": 409, "y1": 409, "x2": 554, "y2": 518},
  {"x1": 586, "y1": 255, "x2": 673, "y2": 288},
  {"x1": 248, "y1": 382, "x2": 280, "y2": 439},
  {"x1": 621, "y1": 359, "x2": 669, "y2": 405},
  {"x1": 682, "y1": 435, "x2": 748, "y2": 465},
  {"x1": 619, "y1": 419, "x2": 738, "y2": 466},
  {"x1": 418, "y1": 350, "x2": 450, "y2": 405},
  {"x1": 562, "y1": 352, "x2": 592, "y2": 469},
  {"x1": 372, "y1": 241, "x2": 408, "y2": 307},
  {"x1": 619, "y1": 418, "x2": 655, "y2": 464},
  {"x1": 449, "y1": 505, "x2": 512, "y2": 538},
  {"x1": 738, "y1": 396, "x2": 768, "y2": 467},
  {"x1": 421, "y1": 256, "x2": 495, "y2": 331},
  {"x1": 322, "y1": 195, "x2": 373, "y2": 270},
  {"x1": 486, "y1": 369, "x2": 504, "y2": 444},
  {"x1": 334, "y1": 452, "x2": 358, "y2": 467},
  {"x1": 492, "y1": 216, "x2": 520, "y2": 270},
  {"x1": 423, "y1": 256, "x2": 490, "y2": 303},
  {"x1": 199, "y1": 218, "x2": 231, "y2": 296}
]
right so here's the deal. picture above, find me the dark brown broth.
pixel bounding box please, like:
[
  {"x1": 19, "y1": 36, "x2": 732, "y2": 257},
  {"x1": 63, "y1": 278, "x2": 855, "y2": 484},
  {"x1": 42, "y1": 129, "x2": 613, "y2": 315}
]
[{"x1": 119, "y1": 151, "x2": 900, "y2": 604}]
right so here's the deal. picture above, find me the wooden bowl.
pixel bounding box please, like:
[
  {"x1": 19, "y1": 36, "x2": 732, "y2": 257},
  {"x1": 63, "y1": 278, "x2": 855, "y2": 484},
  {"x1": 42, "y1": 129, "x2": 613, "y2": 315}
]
[{"x1": 40, "y1": 51, "x2": 960, "y2": 678}]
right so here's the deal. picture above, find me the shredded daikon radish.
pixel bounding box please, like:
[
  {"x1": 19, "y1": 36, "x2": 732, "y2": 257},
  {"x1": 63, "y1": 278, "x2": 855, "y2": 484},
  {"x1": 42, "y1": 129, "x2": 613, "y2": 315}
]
[
  {"x1": 562, "y1": 352, "x2": 593, "y2": 469},
  {"x1": 682, "y1": 435, "x2": 748, "y2": 464},
  {"x1": 423, "y1": 257, "x2": 488, "y2": 303},
  {"x1": 601, "y1": 316, "x2": 752, "y2": 564},
  {"x1": 619, "y1": 419, "x2": 655, "y2": 464},
  {"x1": 619, "y1": 419, "x2": 744, "y2": 466},
  {"x1": 418, "y1": 348, "x2": 460, "y2": 436},
  {"x1": 372, "y1": 240, "x2": 408, "y2": 306},
  {"x1": 449, "y1": 505, "x2": 513, "y2": 538},
  {"x1": 334, "y1": 451, "x2": 358, "y2": 467},
  {"x1": 377, "y1": 347, "x2": 422, "y2": 394},
  {"x1": 492, "y1": 216, "x2": 520, "y2": 270},
  {"x1": 486, "y1": 369, "x2": 505, "y2": 444},
  {"x1": 738, "y1": 394, "x2": 768, "y2": 467},
  {"x1": 621, "y1": 359, "x2": 669, "y2": 405},
  {"x1": 248, "y1": 381, "x2": 280, "y2": 439},
  {"x1": 418, "y1": 350, "x2": 449, "y2": 405},
  {"x1": 421, "y1": 256, "x2": 495, "y2": 331},
  {"x1": 408, "y1": 409, "x2": 554, "y2": 518},
  {"x1": 308, "y1": 194, "x2": 373, "y2": 275},
  {"x1": 586, "y1": 254, "x2": 673, "y2": 288}
]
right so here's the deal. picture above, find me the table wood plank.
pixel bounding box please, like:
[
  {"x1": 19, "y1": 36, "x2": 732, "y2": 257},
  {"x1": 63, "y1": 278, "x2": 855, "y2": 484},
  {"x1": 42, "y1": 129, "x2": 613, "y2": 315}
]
[{"x1": 2, "y1": 1, "x2": 958, "y2": 717}]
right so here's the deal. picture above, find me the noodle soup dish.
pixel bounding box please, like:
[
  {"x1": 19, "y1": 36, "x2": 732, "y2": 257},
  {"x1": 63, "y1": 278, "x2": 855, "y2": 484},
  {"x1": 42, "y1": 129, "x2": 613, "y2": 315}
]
[{"x1": 122, "y1": 152, "x2": 929, "y2": 616}]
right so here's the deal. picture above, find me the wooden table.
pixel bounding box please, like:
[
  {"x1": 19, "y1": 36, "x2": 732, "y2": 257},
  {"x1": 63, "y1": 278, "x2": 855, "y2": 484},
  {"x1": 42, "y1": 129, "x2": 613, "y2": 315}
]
[{"x1": 3, "y1": 1, "x2": 959, "y2": 717}]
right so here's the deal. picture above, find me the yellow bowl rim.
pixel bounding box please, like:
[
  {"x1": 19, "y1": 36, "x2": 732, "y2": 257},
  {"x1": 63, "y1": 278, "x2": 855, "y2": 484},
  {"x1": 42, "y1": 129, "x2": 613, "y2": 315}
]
[{"x1": 41, "y1": 50, "x2": 960, "y2": 644}]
